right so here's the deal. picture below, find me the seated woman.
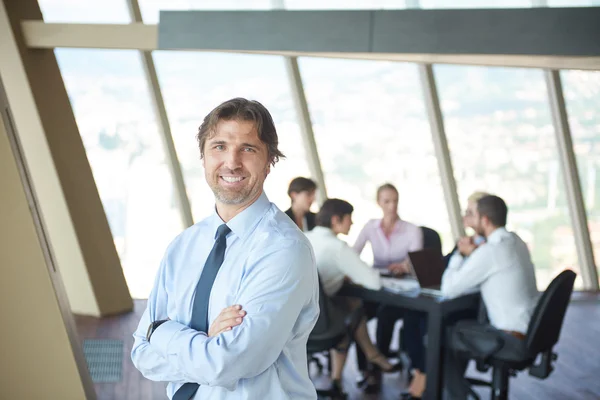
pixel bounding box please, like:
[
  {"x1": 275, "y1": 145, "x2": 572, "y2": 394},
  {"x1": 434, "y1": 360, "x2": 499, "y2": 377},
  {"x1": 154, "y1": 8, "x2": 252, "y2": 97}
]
[
  {"x1": 354, "y1": 183, "x2": 423, "y2": 274},
  {"x1": 305, "y1": 199, "x2": 400, "y2": 396},
  {"x1": 285, "y1": 177, "x2": 318, "y2": 232},
  {"x1": 352, "y1": 183, "x2": 423, "y2": 389}
]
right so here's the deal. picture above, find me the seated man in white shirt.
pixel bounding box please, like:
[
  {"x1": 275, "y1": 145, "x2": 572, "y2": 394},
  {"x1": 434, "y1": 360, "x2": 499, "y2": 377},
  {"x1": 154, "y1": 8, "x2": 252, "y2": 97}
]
[
  {"x1": 441, "y1": 194, "x2": 539, "y2": 399},
  {"x1": 305, "y1": 199, "x2": 400, "y2": 396},
  {"x1": 443, "y1": 191, "x2": 489, "y2": 266}
]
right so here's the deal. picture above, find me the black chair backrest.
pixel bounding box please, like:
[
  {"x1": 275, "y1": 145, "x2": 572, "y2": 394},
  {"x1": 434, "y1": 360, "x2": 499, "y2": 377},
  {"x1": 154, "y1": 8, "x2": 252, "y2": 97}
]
[
  {"x1": 421, "y1": 226, "x2": 443, "y2": 258},
  {"x1": 525, "y1": 269, "x2": 576, "y2": 355},
  {"x1": 310, "y1": 275, "x2": 346, "y2": 341}
]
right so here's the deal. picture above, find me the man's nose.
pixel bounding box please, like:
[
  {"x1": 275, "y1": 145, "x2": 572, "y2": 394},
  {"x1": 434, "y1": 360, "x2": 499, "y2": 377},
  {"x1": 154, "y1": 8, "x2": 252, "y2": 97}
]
[{"x1": 223, "y1": 150, "x2": 242, "y2": 170}]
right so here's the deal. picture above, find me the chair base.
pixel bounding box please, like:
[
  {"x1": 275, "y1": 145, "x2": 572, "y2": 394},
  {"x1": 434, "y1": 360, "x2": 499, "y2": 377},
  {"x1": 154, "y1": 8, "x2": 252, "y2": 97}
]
[
  {"x1": 467, "y1": 377, "x2": 491, "y2": 387},
  {"x1": 466, "y1": 365, "x2": 511, "y2": 400},
  {"x1": 309, "y1": 355, "x2": 325, "y2": 375}
]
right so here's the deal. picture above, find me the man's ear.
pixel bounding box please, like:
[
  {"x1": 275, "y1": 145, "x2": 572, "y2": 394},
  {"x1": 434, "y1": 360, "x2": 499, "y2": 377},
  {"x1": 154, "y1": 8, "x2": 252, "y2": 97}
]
[
  {"x1": 481, "y1": 214, "x2": 490, "y2": 227},
  {"x1": 330, "y1": 215, "x2": 340, "y2": 227}
]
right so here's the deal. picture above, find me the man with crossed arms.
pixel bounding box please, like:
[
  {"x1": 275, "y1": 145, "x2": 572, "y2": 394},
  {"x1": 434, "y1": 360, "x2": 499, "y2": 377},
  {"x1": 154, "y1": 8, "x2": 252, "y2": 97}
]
[{"x1": 131, "y1": 98, "x2": 320, "y2": 399}]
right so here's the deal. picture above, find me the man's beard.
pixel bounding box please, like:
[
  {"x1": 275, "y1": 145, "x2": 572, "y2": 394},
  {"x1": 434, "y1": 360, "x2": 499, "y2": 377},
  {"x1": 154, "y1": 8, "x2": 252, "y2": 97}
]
[
  {"x1": 475, "y1": 222, "x2": 485, "y2": 238},
  {"x1": 207, "y1": 166, "x2": 268, "y2": 206},
  {"x1": 212, "y1": 185, "x2": 252, "y2": 205}
]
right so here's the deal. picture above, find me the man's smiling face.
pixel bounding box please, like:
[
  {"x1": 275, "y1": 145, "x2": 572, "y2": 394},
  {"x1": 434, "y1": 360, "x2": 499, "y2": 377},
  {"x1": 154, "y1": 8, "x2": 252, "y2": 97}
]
[{"x1": 203, "y1": 119, "x2": 270, "y2": 208}]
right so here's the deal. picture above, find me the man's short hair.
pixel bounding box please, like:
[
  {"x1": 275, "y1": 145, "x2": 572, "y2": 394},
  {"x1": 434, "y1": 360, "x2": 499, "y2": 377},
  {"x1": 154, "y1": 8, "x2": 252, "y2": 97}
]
[
  {"x1": 316, "y1": 199, "x2": 354, "y2": 228},
  {"x1": 288, "y1": 177, "x2": 317, "y2": 197},
  {"x1": 196, "y1": 97, "x2": 285, "y2": 166},
  {"x1": 468, "y1": 191, "x2": 490, "y2": 204},
  {"x1": 477, "y1": 195, "x2": 508, "y2": 227}
]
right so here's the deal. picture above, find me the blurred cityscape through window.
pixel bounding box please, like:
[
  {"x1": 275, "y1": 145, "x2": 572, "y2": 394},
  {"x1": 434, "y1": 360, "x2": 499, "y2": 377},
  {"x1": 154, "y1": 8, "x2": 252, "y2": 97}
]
[{"x1": 38, "y1": 0, "x2": 600, "y2": 295}]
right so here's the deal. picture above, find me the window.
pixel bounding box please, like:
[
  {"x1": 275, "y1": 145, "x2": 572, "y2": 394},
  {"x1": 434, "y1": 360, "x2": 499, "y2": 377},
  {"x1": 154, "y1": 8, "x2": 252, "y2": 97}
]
[
  {"x1": 38, "y1": 0, "x2": 129, "y2": 22},
  {"x1": 152, "y1": 51, "x2": 310, "y2": 220},
  {"x1": 561, "y1": 70, "x2": 600, "y2": 286},
  {"x1": 56, "y1": 49, "x2": 184, "y2": 298},
  {"x1": 284, "y1": 0, "x2": 408, "y2": 9},
  {"x1": 546, "y1": 0, "x2": 600, "y2": 6},
  {"x1": 299, "y1": 57, "x2": 453, "y2": 260},
  {"x1": 420, "y1": 0, "x2": 531, "y2": 8},
  {"x1": 139, "y1": 0, "x2": 272, "y2": 24},
  {"x1": 435, "y1": 65, "x2": 581, "y2": 289}
]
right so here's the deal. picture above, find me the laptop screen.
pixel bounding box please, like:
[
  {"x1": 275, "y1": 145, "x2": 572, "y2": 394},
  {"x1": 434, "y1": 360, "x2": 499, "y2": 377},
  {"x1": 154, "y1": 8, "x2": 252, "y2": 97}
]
[{"x1": 407, "y1": 249, "x2": 445, "y2": 289}]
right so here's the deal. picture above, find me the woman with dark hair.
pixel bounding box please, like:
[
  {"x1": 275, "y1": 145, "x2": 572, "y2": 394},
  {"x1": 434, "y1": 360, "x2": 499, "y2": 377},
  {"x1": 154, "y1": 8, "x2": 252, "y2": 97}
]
[
  {"x1": 285, "y1": 177, "x2": 317, "y2": 232},
  {"x1": 306, "y1": 198, "x2": 401, "y2": 397}
]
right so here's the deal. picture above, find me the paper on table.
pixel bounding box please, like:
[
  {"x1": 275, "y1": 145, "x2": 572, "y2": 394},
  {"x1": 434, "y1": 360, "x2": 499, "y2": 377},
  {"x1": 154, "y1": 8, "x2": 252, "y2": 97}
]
[{"x1": 381, "y1": 277, "x2": 420, "y2": 293}]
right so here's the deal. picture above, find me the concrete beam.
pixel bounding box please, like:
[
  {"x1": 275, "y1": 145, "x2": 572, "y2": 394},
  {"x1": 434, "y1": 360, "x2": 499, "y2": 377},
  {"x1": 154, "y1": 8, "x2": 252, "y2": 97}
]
[{"x1": 1, "y1": 0, "x2": 132, "y2": 316}]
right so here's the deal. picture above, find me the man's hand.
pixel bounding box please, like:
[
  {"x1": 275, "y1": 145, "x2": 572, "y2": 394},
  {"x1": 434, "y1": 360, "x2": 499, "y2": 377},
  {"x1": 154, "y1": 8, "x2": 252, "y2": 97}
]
[
  {"x1": 208, "y1": 305, "x2": 246, "y2": 337},
  {"x1": 457, "y1": 236, "x2": 477, "y2": 257},
  {"x1": 388, "y1": 260, "x2": 410, "y2": 276}
]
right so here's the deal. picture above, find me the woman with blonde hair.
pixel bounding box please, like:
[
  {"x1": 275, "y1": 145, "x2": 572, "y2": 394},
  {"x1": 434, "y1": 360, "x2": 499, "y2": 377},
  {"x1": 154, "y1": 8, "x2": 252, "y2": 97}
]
[{"x1": 353, "y1": 183, "x2": 423, "y2": 392}]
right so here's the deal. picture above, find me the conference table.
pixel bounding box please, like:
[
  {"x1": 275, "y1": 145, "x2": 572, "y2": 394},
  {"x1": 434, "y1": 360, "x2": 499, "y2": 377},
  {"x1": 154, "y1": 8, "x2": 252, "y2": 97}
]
[{"x1": 337, "y1": 283, "x2": 480, "y2": 400}]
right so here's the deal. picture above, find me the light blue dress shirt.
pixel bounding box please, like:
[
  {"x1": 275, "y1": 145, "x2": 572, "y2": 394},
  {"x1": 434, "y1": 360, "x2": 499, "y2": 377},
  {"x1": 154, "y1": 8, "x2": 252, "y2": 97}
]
[{"x1": 131, "y1": 192, "x2": 320, "y2": 399}]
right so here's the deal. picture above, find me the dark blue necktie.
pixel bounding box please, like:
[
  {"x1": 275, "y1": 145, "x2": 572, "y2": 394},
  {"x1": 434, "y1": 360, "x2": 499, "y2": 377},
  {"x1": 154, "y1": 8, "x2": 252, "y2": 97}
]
[{"x1": 173, "y1": 223, "x2": 231, "y2": 400}]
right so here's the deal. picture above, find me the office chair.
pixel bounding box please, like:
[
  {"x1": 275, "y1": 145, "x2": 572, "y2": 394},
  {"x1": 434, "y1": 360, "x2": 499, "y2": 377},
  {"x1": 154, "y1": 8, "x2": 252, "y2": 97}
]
[
  {"x1": 389, "y1": 226, "x2": 442, "y2": 359},
  {"x1": 449, "y1": 269, "x2": 576, "y2": 400},
  {"x1": 307, "y1": 335, "x2": 347, "y2": 399},
  {"x1": 307, "y1": 277, "x2": 362, "y2": 400},
  {"x1": 420, "y1": 226, "x2": 443, "y2": 257}
]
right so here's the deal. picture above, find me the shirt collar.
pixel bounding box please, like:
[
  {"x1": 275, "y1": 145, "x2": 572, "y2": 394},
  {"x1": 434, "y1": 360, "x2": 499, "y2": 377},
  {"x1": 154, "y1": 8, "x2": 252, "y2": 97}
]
[
  {"x1": 313, "y1": 226, "x2": 335, "y2": 237},
  {"x1": 486, "y1": 227, "x2": 508, "y2": 244},
  {"x1": 210, "y1": 191, "x2": 271, "y2": 240},
  {"x1": 393, "y1": 219, "x2": 404, "y2": 233},
  {"x1": 378, "y1": 218, "x2": 403, "y2": 234}
]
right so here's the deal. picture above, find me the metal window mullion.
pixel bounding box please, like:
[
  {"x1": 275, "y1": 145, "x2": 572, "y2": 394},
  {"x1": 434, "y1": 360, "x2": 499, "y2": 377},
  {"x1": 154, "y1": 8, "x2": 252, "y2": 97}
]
[
  {"x1": 545, "y1": 70, "x2": 599, "y2": 290},
  {"x1": 271, "y1": 0, "x2": 327, "y2": 204},
  {"x1": 419, "y1": 64, "x2": 464, "y2": 240},
  {"x1": 126, "y1": 0, "x2": 194, "y2": 227},
  {"x1": 410, "y1": 0, "x2": 464, "y2": 239},
  {"x1": 284, "y1": 57, "x2": 328, "y2": 204}
]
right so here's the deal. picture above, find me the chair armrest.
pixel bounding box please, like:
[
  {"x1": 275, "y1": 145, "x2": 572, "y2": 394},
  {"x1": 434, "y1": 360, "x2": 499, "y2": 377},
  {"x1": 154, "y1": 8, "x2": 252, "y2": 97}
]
[
  {"x1": 528, "y1": 351, "x2": 557, "y2": 379},
  {"x1": 476, "y1": 298, "x2": 489, "y2": 324}
]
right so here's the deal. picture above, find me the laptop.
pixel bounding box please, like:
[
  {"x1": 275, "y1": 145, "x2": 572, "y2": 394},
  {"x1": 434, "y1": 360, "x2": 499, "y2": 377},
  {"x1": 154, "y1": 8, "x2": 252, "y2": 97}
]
[{"x1": 407, "y1": 248, "x2": 445, "y2": 296}]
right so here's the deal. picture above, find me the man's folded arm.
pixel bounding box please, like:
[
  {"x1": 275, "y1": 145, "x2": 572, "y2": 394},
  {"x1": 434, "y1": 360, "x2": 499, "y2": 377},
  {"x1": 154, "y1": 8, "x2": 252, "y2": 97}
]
[
  {"x1": 131, "y1": 253, "x2": 189, "y2": 383},
  {"x1": 149, "y1": 241, "x2": 317, "y2": 390},
  {"x1": 441, "y1": 246, "x2": 491, "y2": 298}
]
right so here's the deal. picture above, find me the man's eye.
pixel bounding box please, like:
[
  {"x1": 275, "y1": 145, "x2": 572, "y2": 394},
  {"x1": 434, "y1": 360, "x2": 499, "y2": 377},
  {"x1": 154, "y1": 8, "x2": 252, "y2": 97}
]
[
  {"x1": 215, "y1": 145, "x2": 225, "y2": 150},
  {"x1": 243, "y1": 147, "x2": 255, "y2": 152}
]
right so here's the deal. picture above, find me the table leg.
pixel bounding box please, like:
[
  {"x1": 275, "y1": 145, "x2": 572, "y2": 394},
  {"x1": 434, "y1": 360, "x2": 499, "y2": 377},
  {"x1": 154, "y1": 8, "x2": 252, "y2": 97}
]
[{"x1": 424, "y1": 309, "x2": 443, "y2": 400}]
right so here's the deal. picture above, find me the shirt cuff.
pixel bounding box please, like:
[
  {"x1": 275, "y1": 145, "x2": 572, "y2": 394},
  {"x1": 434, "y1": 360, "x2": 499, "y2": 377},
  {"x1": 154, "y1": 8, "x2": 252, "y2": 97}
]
[
  {"x1": 371, "y1": 277, "x2": 383, "y2": 291},
  {"x1": 150, "y1": 320, "x2": 187, "y2": 358}
]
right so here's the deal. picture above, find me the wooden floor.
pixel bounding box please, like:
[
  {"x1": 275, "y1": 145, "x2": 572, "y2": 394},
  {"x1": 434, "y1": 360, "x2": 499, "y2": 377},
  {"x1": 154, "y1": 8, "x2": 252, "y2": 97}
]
[{"x1": 74, "y1": 294, "x2": 600, "y2": 400}]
